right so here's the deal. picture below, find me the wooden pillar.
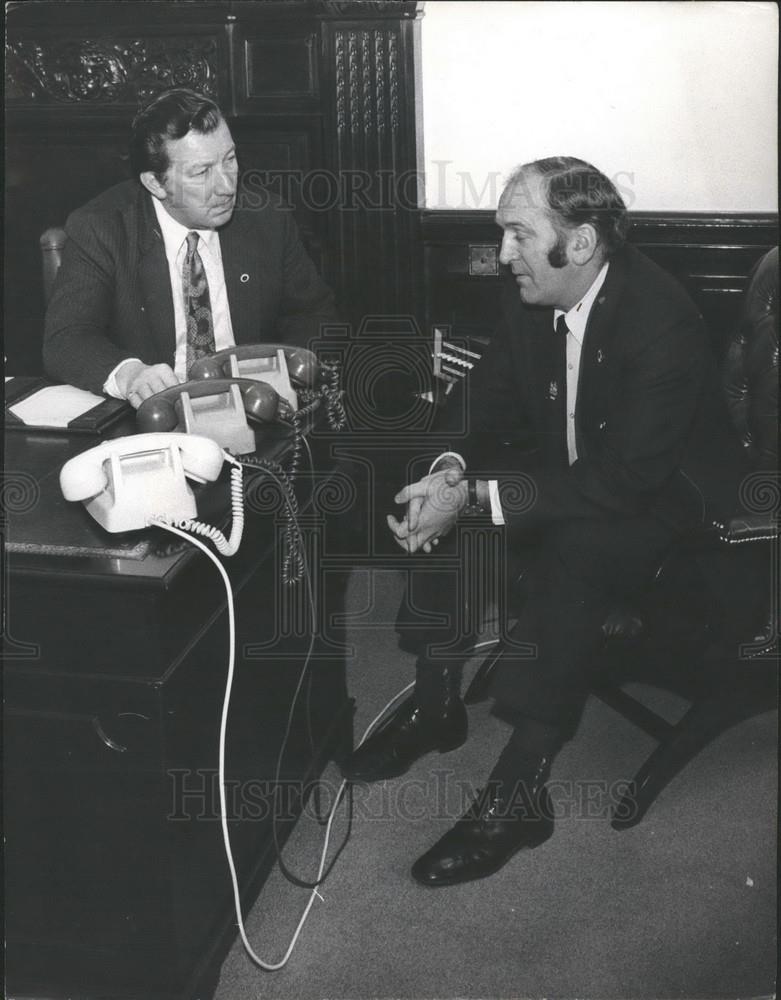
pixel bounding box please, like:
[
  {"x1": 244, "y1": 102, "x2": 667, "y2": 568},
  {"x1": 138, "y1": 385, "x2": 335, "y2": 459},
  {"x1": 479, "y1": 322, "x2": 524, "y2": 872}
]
[{"x1": 320, "y1": 2, "x2": 424, "y2": 327}]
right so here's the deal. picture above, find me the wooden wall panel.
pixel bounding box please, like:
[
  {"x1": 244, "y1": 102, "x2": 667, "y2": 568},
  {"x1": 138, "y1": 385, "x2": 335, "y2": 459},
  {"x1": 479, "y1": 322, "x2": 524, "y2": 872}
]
[
  {"x1": 422, "y1": 210, "x2": 779, "y2": 355},
  {"x1": 4, "y1": 0, "x2": 425, "y2": 376},
  {"x1": 237, "y1": 28, "x2": 320, "y2": 107}
]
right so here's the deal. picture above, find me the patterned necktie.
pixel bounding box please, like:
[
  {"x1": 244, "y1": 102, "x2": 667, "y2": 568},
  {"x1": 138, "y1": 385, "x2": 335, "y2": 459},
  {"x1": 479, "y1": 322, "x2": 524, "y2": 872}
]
[{"x1": 183, "y1": 231, "x2": 215, "y2": 375}]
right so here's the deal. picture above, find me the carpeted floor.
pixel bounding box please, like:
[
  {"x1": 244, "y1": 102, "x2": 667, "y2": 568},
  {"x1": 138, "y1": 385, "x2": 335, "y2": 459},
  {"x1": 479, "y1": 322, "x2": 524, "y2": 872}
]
[{"x1": 214, "y1": 569, "x2": 778, "y2": 1000}]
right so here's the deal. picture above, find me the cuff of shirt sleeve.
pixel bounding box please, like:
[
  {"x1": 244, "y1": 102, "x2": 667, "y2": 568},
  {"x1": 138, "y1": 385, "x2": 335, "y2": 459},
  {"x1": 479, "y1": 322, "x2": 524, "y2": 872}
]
[
  {"x1": 488, "y1": 480, "x2": 505, "y2": 525},
  {"x1": 103, "y1": 358, "x2": 143, "y2": 399},
  {"x1": 428, "y1": 451, "x2": 466, "y2": 476}
]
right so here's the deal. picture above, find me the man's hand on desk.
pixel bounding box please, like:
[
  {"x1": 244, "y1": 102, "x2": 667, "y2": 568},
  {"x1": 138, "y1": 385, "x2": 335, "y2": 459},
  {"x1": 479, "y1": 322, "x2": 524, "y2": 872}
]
[
  {"x1": 116, "y1": 361, "x2": 181, "y2": 408},
  {"x1": 387, "y1": 467, "x2": 468, "y2": 554}
]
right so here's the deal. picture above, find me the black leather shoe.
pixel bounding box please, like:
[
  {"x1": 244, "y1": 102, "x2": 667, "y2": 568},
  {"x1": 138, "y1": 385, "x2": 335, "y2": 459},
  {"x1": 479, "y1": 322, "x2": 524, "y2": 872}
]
[
  {"x1": 411, "y1": 782, "x2": 554, "y2": 887},
  {"x1": 340, "y1": 696, "x2": 467, "y2": 783}
]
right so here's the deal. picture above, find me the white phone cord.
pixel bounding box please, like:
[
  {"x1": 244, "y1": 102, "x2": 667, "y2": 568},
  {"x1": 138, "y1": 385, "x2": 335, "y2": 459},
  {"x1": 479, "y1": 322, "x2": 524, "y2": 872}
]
[
  {"x1": 152, "y1": 455, "x2": 500, "y2": 971},
  {"x1": 173, "y1": 460, "x2": 245, "y2": 557},
  {"x1": 153, "y1": 520, "x2": 417, "y2": 971}
]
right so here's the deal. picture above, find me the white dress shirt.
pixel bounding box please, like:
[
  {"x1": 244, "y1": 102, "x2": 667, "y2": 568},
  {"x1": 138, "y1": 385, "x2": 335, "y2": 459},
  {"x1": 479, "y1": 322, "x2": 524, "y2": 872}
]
[
  {"x1": 555, "y1": 260, "x2": 609, "y2": 467},
  {"x1": 103, "y1": 196, "x2": 236, "y2": 397}
]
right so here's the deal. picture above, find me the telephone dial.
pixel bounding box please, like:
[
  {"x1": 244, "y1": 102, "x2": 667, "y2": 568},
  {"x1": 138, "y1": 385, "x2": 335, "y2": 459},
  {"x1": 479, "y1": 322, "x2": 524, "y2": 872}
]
[
  {"x1": 136, "y1": 377, "x2": 282, "y2": 455},
  {"x1": 190, "y1": 344, "x2": 320, "y2": 412}
]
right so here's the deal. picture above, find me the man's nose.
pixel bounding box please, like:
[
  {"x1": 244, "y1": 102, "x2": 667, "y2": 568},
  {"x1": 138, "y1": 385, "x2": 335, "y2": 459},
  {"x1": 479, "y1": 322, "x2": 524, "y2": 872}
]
[
  {"x1": 498, "y1": 234, "x2": 514, "y2": 265},
  {"x1": 214, "y1": 165, "x2": 237, "y2": 195}
]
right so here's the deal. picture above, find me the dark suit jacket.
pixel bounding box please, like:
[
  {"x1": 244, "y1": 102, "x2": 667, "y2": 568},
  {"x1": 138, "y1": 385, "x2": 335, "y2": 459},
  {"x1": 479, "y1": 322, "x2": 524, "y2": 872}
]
[
  {"x1": 439, "y1": 244, "x2": 740, "y2": 534},
  {"x1": 43, "y1": 180, "x2": 337, "y2": 394}
]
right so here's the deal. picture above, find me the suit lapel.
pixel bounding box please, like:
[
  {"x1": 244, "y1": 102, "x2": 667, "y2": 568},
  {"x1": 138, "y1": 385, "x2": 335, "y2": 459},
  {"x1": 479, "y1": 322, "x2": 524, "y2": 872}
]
[
  {"x1": 136, "y1": 192, "x2": 176, "y2": 363},
  {"x1": 504, "y1": 284, "x2": 553, "y2": 406},
  {"x1": 521, "y1": 303, "x2": 561, "y2": 434},
  {"x1": 220, "y1": 216, "x2": 262, "y2": 344},
  {"x1": 577, "y1": 250, "x2": 629, "y2": 411}
]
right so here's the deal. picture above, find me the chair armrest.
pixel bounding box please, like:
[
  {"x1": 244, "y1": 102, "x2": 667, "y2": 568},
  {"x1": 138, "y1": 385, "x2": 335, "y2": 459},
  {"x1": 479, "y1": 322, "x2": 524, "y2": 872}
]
[
  {"x1": 40, "y1": 226, "x2": 67, "y2": 304},
  {"x1": 714, "y1": 513, "x2": 779, "y2": 545},
  {"x1": 40, "y1": 226, "x2": 67, "y2": 253}
]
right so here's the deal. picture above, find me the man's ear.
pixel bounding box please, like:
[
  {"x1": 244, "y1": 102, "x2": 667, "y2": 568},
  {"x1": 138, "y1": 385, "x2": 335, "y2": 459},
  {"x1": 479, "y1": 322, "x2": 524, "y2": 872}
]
[
  {"x1": 140, "y1": 171, "x2": 167, "y2": 200},
  {"x1": 569, "y1": 223, "x2": 598, "y2": 266}
]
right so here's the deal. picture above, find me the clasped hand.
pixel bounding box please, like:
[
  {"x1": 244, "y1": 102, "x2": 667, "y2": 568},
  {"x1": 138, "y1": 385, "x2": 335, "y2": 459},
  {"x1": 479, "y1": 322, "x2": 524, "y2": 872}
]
[{"x1": 387, "y1": 467, "x2": 467, "y2": 554}]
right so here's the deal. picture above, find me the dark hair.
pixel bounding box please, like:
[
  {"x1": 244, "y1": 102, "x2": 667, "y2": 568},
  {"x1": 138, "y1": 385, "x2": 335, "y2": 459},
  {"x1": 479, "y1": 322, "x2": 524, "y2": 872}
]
[
  {"x1": 509, "y1": 156, "x2": 630, "y2": 259},
  {"x1": 129, "y1": 88, "x2": 223, "y2": 179}
]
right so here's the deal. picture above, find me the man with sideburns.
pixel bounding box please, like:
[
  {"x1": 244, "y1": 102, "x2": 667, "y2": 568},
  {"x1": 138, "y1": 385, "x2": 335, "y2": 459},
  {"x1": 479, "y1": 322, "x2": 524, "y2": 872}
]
[{"x1": 342, "y1": 157, "x2": 739, "y2": 887}]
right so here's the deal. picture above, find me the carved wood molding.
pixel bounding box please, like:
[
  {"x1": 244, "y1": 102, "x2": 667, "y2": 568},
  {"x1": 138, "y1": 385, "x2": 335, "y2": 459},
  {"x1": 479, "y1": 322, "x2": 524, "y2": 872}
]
[
  {"x1": 320, "y1": 1, "x2": 423, "y2": 18},
  {"x1": 420, "y1": 209, "x2": 780, "y2": 247},
  {"x1": 5, "y1": 36, "x2": 219, "y2": 105},
  {"x1": 334, "y1": 26, "x2": 400, "y2": 138}
]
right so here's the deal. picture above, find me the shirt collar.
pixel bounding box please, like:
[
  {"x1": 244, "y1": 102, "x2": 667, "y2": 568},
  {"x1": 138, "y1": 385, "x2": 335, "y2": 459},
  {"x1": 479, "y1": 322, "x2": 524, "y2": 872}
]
[
  {"x1": 553, "y1": 261, "x2": 610, "y2": 344},
  {"x1": 151, "y1": 196, "x2": 220, "y2": 261}
]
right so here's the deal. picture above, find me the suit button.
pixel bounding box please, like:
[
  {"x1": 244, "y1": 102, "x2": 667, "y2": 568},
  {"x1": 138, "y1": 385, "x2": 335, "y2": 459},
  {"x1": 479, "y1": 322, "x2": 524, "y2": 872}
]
[{"x1": 599, "y1": 420, "x2": 607, "y2": 430}]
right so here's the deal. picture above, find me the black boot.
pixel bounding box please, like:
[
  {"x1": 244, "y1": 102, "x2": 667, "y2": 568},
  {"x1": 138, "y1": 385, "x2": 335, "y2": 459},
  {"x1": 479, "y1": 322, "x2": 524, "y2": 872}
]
[
  {"x1": 340, "y1": 668, "x2": 467, "y2": 783},
  {"x1": 411, "y1": 755, "x2": 553, "y2": 886}
]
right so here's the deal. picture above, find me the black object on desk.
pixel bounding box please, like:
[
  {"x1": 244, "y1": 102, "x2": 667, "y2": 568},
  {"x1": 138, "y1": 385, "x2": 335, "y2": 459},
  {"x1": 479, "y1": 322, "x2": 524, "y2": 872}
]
[
  {"x1": 2, "y1": 421, "x2": 353, "y2": 1000},
  {"x1": 5, "y1": 375, "x2": 133, "y2": 434}
]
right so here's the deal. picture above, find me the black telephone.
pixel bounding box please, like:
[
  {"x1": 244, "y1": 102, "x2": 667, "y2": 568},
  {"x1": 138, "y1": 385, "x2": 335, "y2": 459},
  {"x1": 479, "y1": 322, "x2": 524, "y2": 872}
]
[
  {"x1": 190, "y1": 344, "x2": 320, "y2": 412},
  {"x1": 136, "y1": 377, "x2": 282, "y2": 454}
]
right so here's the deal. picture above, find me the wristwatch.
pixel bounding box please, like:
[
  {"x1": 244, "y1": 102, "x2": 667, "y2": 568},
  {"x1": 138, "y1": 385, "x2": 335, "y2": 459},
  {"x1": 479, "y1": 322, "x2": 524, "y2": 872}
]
[{"x1": 462, "y1": 478, "x2": 488, "y2": 517}]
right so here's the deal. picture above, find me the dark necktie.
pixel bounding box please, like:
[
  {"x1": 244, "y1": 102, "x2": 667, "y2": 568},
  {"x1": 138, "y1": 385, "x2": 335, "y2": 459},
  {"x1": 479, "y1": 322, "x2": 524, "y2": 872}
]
[
  {"x1": 552, "y1": 314, "x2": 570, "y2": 464},
  {"x1": 183, "y1": 231, "x2": 215, "y2": 375}
]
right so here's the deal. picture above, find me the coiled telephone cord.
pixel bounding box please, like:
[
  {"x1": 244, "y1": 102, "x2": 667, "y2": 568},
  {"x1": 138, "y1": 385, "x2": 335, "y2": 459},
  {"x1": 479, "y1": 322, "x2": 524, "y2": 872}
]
[
  {"x1": 281, "y1": 398, "x2": 320, "y2": 483},
  {"x1": 163, "y1": 459, "x2": 245, "y2": 557},
  {"x1": 299, "y1": 360, "x2": 346, "y2": 432},
  {"x1": 321, "y1": 360, "x2": 347, "y2": 430},
  {"x1": 238, "y1": 455, "x2": 304, "y2": 584}
]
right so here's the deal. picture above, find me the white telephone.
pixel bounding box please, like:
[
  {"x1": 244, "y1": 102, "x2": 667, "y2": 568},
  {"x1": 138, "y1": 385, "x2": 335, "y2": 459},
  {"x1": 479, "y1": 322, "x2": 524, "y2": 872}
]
[{"x1": 60, "y1": 432, "x2": 225, "y2": 534}]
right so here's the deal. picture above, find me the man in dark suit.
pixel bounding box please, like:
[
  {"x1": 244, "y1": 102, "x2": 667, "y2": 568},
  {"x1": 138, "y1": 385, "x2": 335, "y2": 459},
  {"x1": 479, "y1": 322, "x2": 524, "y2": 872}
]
[
  {"x1": 342, "y1": 157, "x2": 737, "y2": 887},
  {"x1": 43, "y1": 87, "x2": 336, "y2": 406}
]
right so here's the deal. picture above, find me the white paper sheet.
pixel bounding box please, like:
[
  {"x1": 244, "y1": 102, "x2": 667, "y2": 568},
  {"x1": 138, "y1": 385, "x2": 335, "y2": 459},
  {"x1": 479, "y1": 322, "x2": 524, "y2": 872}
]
[{"x1": 9, "y1": 385, "x2": 106, "y2": 427}]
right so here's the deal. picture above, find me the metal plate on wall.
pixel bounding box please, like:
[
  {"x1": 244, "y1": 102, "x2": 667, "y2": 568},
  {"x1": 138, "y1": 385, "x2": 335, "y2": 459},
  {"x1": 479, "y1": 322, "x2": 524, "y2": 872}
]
[{"x1": 469, "y1": 244, "x2": 499, "y2": 276}]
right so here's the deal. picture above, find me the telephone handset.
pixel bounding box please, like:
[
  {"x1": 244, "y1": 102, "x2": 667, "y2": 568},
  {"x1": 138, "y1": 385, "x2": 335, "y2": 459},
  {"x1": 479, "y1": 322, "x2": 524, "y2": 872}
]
[
  {"x1": 190, "y1": 344, "x2": 320, "y2": 412},
  {"x1": 60, "y1": 432, "x2": 225, "y2": 533},
  {"x1": 136, "y1": 377, "x2": 282, "y2": 455}
]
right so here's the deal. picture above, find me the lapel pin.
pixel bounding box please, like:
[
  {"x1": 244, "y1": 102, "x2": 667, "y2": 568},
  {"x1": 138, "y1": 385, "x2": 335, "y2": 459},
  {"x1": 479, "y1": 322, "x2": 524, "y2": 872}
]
[
  {"x1": 596, "y1": 349, "x2": 604, "y2": 364},
  {"x1": 240, "y1": 273, "x2": 250, "y2": 283},
  {"x1": 548, "y1": 380, "x2": 559, "y2": 400}
]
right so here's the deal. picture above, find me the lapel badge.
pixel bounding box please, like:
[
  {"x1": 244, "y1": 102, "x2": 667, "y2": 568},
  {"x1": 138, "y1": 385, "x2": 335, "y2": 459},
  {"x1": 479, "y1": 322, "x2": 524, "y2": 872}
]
[
  {"x1": 240, "y1": 273, "x2": 250, "y2": 283},
  {"x1": 548, "y1": 380, "x2": 559, "y2": 400},
  {"x1": 596, "y1": 349, "x2": 604, "y2": 364}
]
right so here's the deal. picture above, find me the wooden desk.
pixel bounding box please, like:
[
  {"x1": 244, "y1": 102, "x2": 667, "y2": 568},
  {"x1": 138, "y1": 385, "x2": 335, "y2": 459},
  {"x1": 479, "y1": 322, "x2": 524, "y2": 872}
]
[{"x1": 2, "y1": 420, "x2": 353, "y2": 1000}]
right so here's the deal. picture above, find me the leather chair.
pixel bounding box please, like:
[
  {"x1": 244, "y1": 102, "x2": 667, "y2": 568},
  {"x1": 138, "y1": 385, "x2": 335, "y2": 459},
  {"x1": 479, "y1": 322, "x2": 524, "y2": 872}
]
[
  {"x1": 40, "y1": 226, "x2": 67, "y2": 303},
  {"x1": 463, "y1": 246, "x2": 779, "y2": 828}
]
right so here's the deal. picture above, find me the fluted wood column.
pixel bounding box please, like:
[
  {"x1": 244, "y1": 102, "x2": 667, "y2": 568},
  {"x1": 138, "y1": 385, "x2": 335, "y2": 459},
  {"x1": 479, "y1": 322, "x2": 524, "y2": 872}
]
[{"x1": 321, "y1": 3, "x2": 424, "y2": 326}]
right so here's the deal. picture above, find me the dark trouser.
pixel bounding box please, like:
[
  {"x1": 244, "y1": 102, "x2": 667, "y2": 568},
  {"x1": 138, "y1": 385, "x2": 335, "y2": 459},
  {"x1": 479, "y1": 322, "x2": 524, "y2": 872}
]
[{"x1": 395, "y1": 514, "x2": 675, "y2": 740}]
